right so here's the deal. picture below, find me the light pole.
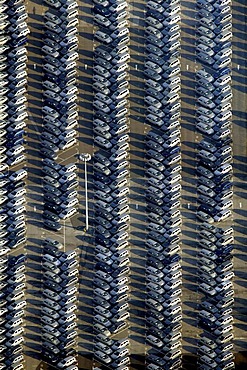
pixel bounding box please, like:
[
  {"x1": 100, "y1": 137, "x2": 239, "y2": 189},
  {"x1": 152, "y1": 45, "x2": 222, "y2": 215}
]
[{"x1": 79, "y1": 153, "x2": 91, "y2": 231}]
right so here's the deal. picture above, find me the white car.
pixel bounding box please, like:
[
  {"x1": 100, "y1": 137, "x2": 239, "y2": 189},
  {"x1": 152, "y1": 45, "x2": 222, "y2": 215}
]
[
  {"x1": 146, "y1": 1, "x2": 164, "y2": 13},
  {"x1": 56, "y1": 356, "x2": 77, "y2": 369},
  {"x1": 44, "y1": 0, "x2": 61, "y2": 7},
  {"x1": 146, "y1": 334, "x2": 163, "y2": 348},
  {"x1": 214, "y1": 164, "x2": 232, "y2": 176},
  {"x1": 95, "y1": 30, "x2": 112, "y2": 44},
  {"x1": 214, "y1": 210, "x2": 232, "y2": 222},
  {"x1": 59, "y1": 207, "x2": 77, "y2": 220},
  {"x1": 0, "y1": 239, "x2": 9, "y2": 253},
  {"x1": 94, "y1": 350, "x2": 111, "y2": 364}
]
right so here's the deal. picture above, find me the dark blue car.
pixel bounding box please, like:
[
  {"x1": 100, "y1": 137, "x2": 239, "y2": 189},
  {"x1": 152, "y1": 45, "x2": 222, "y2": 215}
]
[{"x1": 214, "y1": 67, "x2": 231, "y2": 78}]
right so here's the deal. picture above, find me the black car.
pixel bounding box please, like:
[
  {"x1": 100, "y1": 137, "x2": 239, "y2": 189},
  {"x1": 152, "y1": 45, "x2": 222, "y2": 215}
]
[
  {"x1": 42, "y1": 351, "x2": 59, "y2": 364},
  {"x1": 146, "y1": 193, "x2": 163, "y2": 206},
  {"x1": 60, "y1": 102, "x2": 77, "y2": 115},
  {"x1": 146, "y1": 43, "x2": 163, "y2": 57},
  {"x1": 45, "y1": 30, "x2": 62, "y2": 42},
  {"x1": 43, "y1": 185, "x2": 62, "y2": 197},
  {"x1": 214, "y1": 181, "x2": 232, "y2": 193},
  {"x1": 94, "y1": 172, "x2": 111, "y2": 184},
  {"x1": 44, "y1": 38, "x2": 61, "y2": 50},
  {"x1": 94, "y1": 153, "x2": 111, "y2": 166},
  {"x1": 43, "y1": 158, "x2": 62, "y2": 171},
  {"x1": 44, "y1": 203, "x2": 61, "y2": 214},
  {"x1": 62, "y1": 348, "x2": 77, "y2": 357},
  {"x1": 163, "y1": 254, "x2": 181, "y2": 265},
  {"x1": 95, "y1": 235, "x2": 111, "y2": 247},
  {"x1": 43, "y1": 124, "x2": 61, "y2": 137},
  {"x1": 163, "y1": 146, "x2": 180, "y2": 158},
  {"x1": 4, "y1": 345, "x2": 23, "y2": 359},
  {"x1": 147, "y1": 256, "x2": 163, "y2": 270},
  {"x1": 216, "y1": 245, "x2": 234, "y2": 256},
  {"x1": 198, "y1": 176, "x2": 215, "y2": 189},
  {"x1": 213, "y1": 67, "x2": 231, "y2": 79},
  {"x1": 148, "y1": 230, "x2": 166, "y2": 244},
  {"x1": 198, "y1": 318, "x2": 217, "y2": 332},
  {"x1": 43, "y1": 245, "x2": 62, "y2": 258},
  {"x1": 95, "y1": 262, "x2": 112, "y2": 274},
  {"x1": 44, "y1": 193, "x2": 61, "y2": 204},
  {"x1": 198, "y1": 195, "x2": 216, "y2": 207},
  {"x1": 43, "y1": 210, "x2": 60, "y2": 223},
  {"x1": 60, "y1": 180, "x2": 79, "y2": 192},
  {"x1": 198, "y1": 204, "x2": 217, "y2": 217},
  {"x1": 41, "y1": 140, "x2": 59, "y2": 153},
  {"x1": 146, "y1": 354, "x2": 165, "y2": 367},
  {"x1": 96, "y1": 210, "x2": 113, "y2": 223},
  {"x1": 8, "y1": 254, "x2": 26, "y2": 267},
  {"x1": 7, "y1": 180, "x2": 25, "y2": 191},
  {"x1": 9, "y1": 237, "x2": 26, "y2": 249},
  {"x1": 43, "y1": 219, "x2": 61, "y2": 231},
  {"x1": 44, "y1": 98, "x2": 61, "y2": 110},
  {"x1": 147, "y1": 325, "x2": 164, "y2": 340},
  {"x1": 8, "y1": 228, "x2": 26, "y2": 241},
  {"x1": 146, "y1": 149, "x2": 163, "y2": 162},
  {"x1": 44, "y1": 73, "x2": 60, "y2": 84},
  {"x1": 199, "y1": 300, "x2": 218, "y2": 314},
  {"x1": 7, "y1": 129, "x2": 25, "y2": 139},
  {"x1": 95, "y1": 111, "x2": 112, "y2": 123},
  {"x1": 6, "y1": 138, "x2": 26, "y2": 148},
  {"x1": 147, "y1": 249, "x2": 161, "y2": 260},
  {"x1": 146, "y1": 203, "x2": 164, "y2": 216},
  {"x1": 215, "y1": 136, "x2": 233, "y2": 147},
  {"x1": 61, "y1": 276, "x2": 78, "y2": 288},
  {"x1": 214, "y1": 173, "x2": 232, "y2": 185},
  {"x1": 93, "y1": 295, "x2": 111, "y2": 308},
  {"x1": 198, "y1": 159, "x2": 217, "y2": 171},
  {"x1": 40, "y1": 147, "x2": 58, "y2": 160},
  {"x1": 44, "y1": 56, "x2": 62, "y2": 68},
  {"x1": 147, "y1": 9, "x2": 165, "y2": 21},
  {"x1": 93, "y1": 5, "x2": 111, "y2": 16},
  {"x1": 44, "y1": 280, "x2": 63, "y2": 292},
  {"x1": 197, "y1": 166, "x2": 214, "y2": 178},
  {"x1": 216, "y1": 254, "x2": 233, "y2": 265},
  {"x1": 148, "y1": 310, "x2": 164, "y2": 322},
  {"x1": 11, "y1": 37, "x2": 28, "y2": 47},
  {"x1": 199, "y1": 140, "x2": 217, "y2": 153}
]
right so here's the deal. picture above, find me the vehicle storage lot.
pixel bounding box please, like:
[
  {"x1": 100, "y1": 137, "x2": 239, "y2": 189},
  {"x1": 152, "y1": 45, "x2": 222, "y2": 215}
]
[{"x1": 11, "y1": 0, "x2": 247, "y2": 369}]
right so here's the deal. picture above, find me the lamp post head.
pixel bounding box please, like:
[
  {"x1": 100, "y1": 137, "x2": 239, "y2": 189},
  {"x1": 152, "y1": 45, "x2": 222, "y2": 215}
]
[{"x1": 79, "y1": 153, "x2": 91, "y2": 162}]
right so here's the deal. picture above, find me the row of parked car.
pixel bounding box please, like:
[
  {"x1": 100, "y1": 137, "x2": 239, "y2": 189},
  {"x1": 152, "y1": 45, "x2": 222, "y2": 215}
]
[
  {"x1": 92, "y1": 0, "x2": 131, "y2": 368},
  {"x1": 42, "y1": 160, "x2": 79, "y2": 230},
  {"x1": 41, "y1": 0, "x2": 80, "y2": 230},
  {"x1": 0, "y1": 0, "x2": 29, "y2": 263},
  {"x1": 94, "y1": 336, "x2": 130, "y2": 368},
  {"x1": 143, "y1": 1, "x2": 183, "y2": 368},
  {"x1": 197, "y1": 223, "x2": 235, "y2": 370},
  {"x1": 0, "y1": 0, "x2": 28, "y2": 170},
  {"x1": 195, "y1": 1, "x2": 234, "y2": 369},
  {"x1": 41, "y1": 238, "x2": 79, "y2": 369},
  {"x1": 0, "y1": 253, "x2": 27, "y2": 370},
  {"x1": 0, "y1": 170, "x2": 27, "y2": 259}
]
